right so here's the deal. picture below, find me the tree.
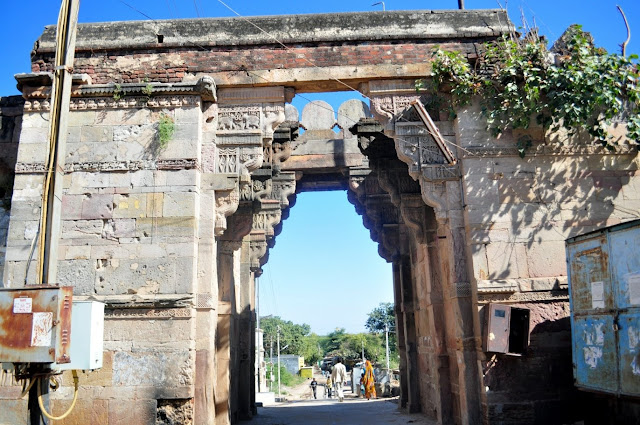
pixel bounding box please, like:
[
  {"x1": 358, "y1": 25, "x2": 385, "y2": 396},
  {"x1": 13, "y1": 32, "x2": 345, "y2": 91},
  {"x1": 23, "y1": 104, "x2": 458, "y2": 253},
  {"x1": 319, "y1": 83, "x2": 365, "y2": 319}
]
[
  {"x1": 423, "y1": 25, "x2": 640, "y2": 156},
  {"x1": 365, "y1": 302, "x2": 398, "y2": 364},
  {"x1": 365, "y1": 302, "x2": 395, "y2": 334},
  {"x1": 260, "y1": 316, "x2": 312, "y2": 358}
]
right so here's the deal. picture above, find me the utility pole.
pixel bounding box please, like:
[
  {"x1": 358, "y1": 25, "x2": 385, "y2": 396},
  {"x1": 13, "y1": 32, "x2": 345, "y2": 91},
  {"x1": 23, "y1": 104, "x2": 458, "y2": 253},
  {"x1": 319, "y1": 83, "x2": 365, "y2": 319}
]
[
  {"x1": 361, "y1": 338, "x2": 365, "y2": 364},
  {"x1": 29, "y1": 1, "x2": 80, "y2": 424},
  {"x1": 269, "y1": 335, "x2": 273, "y2": 392},
  {"x1": 255, "y1": 276, "x2": 260, "y2": 392},
  {"x1": 385, "y1": 324, "x2": 390, "y2": 371},
  {"x1": 458, "y1": 0, "x2": 465, "y2": 9},
  {"x1": 277, "y1": 325, "x2": 281, "y2": 399}
]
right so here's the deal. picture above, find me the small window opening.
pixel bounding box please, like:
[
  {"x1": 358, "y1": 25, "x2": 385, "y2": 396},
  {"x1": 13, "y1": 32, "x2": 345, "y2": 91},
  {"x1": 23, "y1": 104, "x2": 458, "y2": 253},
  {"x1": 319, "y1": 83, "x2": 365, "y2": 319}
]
[
  {"x1": 157, "y1": 34, "x2": 164, "y2": 43},
  {"x1": 508, "y1": 307, "x2": 530, "y2": 355}
]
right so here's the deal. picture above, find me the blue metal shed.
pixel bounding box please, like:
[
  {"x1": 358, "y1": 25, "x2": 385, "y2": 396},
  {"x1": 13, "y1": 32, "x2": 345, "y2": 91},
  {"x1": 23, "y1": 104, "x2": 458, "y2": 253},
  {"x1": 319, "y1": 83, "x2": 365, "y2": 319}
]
[{"x1": 566, "y1": 219, "x2": 640, "y2": 397}]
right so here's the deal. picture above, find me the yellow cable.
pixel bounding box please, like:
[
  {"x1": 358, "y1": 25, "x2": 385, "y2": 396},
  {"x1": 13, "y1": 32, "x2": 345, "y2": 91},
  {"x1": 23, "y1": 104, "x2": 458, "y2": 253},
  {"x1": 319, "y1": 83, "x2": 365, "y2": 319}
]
[
  {"x1": 19, "y1": 378, "x2": 35, "y2": 398},
  {"x1": 37, "y1": 370, "x2": 79, "y2": 421}
]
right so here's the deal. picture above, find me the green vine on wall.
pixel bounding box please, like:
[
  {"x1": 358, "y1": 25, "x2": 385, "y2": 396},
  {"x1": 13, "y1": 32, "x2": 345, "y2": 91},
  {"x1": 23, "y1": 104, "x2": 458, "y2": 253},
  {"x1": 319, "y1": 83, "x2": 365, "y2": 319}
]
[
  {"x1": 157, "y1": 113, "x2": 175, "y2": 149},
  {"x1": 419, "y1": 25, "x2": 640, "y2": 157}
]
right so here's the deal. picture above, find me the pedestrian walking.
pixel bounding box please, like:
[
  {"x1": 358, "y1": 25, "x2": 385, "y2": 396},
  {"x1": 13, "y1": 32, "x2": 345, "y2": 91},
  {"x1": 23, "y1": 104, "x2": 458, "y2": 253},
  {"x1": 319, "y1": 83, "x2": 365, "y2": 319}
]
[
  {"x1": 331, "y1": 357, "x2": 347, "y2": 402},
  {"x1": 326, "y1": 375, "x2": 333, "y2": 399},
  {"x1": 310, "y1": 378, "x2": 318, "y2": 399},
  {"x1": 363, "y1": 360, "x2": 377, "y2": 400}
]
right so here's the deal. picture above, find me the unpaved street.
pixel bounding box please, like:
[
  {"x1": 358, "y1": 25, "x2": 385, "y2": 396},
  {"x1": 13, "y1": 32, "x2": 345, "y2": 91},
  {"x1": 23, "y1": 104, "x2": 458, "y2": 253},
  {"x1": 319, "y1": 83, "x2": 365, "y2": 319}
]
[{"x1": 243, "y1": 397, "x2": 436, "y2": 425}]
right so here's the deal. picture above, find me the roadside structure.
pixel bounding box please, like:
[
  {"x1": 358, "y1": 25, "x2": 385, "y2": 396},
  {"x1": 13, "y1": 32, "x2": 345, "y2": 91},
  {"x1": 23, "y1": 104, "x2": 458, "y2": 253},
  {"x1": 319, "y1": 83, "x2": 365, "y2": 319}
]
[{"x1": 0, "y1": 9, "x2": 638, "y2": 425}]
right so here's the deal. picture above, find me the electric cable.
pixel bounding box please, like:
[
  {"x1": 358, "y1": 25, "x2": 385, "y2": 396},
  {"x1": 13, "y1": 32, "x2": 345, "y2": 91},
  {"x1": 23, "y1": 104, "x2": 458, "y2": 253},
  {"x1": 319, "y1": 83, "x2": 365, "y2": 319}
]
[{"x1": 37, "y1": 371, "x2": 80, "y2": 421}]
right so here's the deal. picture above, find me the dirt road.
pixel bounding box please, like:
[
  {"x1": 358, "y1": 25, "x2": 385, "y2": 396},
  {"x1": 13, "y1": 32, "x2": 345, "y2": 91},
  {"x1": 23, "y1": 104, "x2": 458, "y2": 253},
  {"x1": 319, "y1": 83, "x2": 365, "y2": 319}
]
[
  {"x1": 244, "y1": 397, "x2": 436, "y2": 425},
  {"x1": 246, "y1": 375, "x2": 435, "y2": 425}
]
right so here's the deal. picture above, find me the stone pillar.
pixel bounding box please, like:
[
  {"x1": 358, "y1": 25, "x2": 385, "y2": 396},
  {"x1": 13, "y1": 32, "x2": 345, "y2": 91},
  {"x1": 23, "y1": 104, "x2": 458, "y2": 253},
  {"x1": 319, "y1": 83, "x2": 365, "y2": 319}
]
[
  {"x1": 392, "y1": 261, "x2": 409, "y2": 408},
  {"x1": 399, "y1": 252, "x2": 421, "y2": 413},
  {"x1": 215, "y1": 241, "x2": 239, "y2": 425},
  {"x1": 194, "y1": 188, "x2": 218, "y2": 425}
]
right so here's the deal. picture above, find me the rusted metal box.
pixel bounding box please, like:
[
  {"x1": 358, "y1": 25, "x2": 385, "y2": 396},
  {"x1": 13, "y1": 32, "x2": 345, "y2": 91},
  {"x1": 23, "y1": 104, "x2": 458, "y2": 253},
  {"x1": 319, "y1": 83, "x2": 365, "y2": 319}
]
[
  {"x1": 0, "y1": 286, "x2": 73, "y2": 364},
  {"x1": 566, "y1": 219, "x2": 640, "y2": 397},
  {"x1": 483, "y1": 303, "x2": 530, "y2": 355}
]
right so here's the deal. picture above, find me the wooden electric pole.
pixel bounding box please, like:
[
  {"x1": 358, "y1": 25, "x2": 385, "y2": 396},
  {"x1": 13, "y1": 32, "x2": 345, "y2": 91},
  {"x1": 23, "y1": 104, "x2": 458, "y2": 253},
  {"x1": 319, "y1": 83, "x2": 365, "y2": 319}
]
[{"x1": 29, "y1": 1, "x2": 80, "y2": 423}]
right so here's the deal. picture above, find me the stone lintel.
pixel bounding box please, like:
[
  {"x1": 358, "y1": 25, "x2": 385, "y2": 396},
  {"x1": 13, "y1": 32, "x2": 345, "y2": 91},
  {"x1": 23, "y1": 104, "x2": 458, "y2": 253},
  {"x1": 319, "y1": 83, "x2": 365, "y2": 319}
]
[{"x1": 34, "y1": 10, "x2": 512, "y2": 52}]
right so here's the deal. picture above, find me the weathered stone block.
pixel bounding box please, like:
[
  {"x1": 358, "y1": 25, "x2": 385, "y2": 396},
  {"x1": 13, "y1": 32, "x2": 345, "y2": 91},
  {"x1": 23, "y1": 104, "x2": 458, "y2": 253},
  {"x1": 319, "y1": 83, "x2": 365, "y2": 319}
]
[
  {"x1": 485, "y1": 241, "x2": 528, "y2": 280},
  {"x1": 112, "y1": 349, "x2": 194, "y2": 387},
  {"x1": 146, "y1": 193, "x2": 164, "y2": 217},
  {"x1": 62, "y1": 219, "x2": 104, "y2": 239},
  {"x1": 68, "y1": 110, "x2": 97, "y2": 127},
  {"x1": 108, "y1": 398, "x2": 156, "y2": 425},
  {"x1": 106, "y1": 318, "x2": 192, "y2": 346},
  {"x1": 62, "y1": 194, "x2": 85, "y2": 220},
  {"x1": 58, "y1": 259, "x2": 97, "y2": 295},
  {"x1": 50, "y1": 398, "x2": 108, "y2": 425},
  {"x1": 136, "y1": 217, "x2": 196, "y2": 238},
  {"x1": 163, "y1": 192, "x2": 197, "y2": 217},
  {"x1": 526, "y1": 241, "x2": 567, "y2": 278},
  {"x1": 114, "y1": 194, "x2": 147, "y2": 218},
  {"x1": 94, "y1": 256, "x2": 195, "y2": 295},
  {"x1": 82, "y1": 193, "x2": 114, "y2": 219},
  {"x1": 130, "y1": 170, "x2": 156, "y2": 187},
  {"x1": 21, "y1": 112, "x2": 50, "y2": 129}
]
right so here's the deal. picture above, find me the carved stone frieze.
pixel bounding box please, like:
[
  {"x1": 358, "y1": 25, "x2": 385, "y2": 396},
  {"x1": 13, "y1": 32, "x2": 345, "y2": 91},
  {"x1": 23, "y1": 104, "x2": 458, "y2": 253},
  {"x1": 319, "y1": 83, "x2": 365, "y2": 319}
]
[
  {"x1": 217, "y1": 105, "x2": 262, "y2": 132},
  {"x1": 24, "y1": 96, "x2": 200, "y2": 112},
  {"x1": 215, "y1": 146, "x2": 264, "y2": 175},
  {"x1": 16, "y1": 159, "x2": 199, "y2": 174},
  {"x1": 105, "y1": 308, "x2": 192, "y2": 320}
]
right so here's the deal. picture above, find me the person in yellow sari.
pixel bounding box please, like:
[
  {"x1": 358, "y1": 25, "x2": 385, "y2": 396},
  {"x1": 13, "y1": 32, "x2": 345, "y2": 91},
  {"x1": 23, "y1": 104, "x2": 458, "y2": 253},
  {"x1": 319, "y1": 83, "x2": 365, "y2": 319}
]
[{"x1": 363, "y1": 360, "x2": 377, "y2": 400}]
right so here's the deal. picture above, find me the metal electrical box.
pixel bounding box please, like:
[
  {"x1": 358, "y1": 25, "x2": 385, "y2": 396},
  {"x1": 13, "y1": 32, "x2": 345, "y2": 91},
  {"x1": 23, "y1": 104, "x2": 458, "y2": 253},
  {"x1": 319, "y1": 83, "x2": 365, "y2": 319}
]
[
  {"x1": 566, "y1": 219, "x2": 640, "y2": 397},
  {"x1": 0, "y1": 286, "x2": 73, "y2": 364},
  {"x1": 484, "y1": 303, "x2": 530, "y2": 355},
  {"x1": 53, "y1": 301, "x2": 104, "y2": 371}
]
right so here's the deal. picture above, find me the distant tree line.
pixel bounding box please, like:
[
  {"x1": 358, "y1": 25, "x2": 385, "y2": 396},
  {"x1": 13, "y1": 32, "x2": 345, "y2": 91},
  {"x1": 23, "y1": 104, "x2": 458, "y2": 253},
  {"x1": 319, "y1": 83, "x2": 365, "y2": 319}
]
[{"x1": 261, "y1": 302, "x2": 398, "y2": 368}]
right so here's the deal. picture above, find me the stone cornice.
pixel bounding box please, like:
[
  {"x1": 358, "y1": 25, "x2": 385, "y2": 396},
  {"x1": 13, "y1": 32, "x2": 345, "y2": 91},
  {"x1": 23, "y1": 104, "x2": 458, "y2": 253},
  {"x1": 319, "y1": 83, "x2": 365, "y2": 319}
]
[
  {"x1": 462, "y1": 144, "x2": 638, "y2": 158},
  {"x1": 17, "y1": 74, "x2": 216, "y2": 103}
]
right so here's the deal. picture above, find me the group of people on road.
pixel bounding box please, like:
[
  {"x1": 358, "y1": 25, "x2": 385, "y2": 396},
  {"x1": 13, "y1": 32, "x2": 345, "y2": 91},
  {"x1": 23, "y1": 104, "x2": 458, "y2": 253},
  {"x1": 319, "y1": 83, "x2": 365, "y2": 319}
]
[{"x1": 310, "y1": 358, "x2": 376, "y2": 401}]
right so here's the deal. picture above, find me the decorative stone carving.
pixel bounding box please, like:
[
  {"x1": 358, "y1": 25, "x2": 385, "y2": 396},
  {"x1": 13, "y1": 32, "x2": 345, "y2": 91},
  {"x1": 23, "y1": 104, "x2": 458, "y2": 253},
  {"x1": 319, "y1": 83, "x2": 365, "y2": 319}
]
[
  {"x1": 215, "y1": 187, "x2": 240, "y2": 236},
  {"x1": 217, "y1": 106, "x2": 261, "y2": 132}
]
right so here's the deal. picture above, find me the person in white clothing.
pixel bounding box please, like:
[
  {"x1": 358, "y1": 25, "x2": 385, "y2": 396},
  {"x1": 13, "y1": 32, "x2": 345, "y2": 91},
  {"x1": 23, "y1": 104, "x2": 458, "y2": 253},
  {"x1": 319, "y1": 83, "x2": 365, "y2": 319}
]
[{"x1": 331, "y1": 357, "x2": 347, "y2": 402}]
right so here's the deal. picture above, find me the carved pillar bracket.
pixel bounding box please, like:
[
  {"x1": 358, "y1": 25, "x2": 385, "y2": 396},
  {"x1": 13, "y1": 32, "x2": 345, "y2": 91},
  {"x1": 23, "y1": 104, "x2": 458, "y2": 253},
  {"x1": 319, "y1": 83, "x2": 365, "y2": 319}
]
[
  {"x1": 251, "y1": 201, "x2": 282, "y2": 239},
  {"x1": 271, "y1": 171, "x2": 297, "y2": 208},
  {"x1": 211, "y1": 175, "x2": 242, "y2": 237},
  {"x1": 400, "y1": 194, "x2": 427, "y2": 244},
  {"x1": 249, "y1": 233, "x2": 268, "y2": 273}
]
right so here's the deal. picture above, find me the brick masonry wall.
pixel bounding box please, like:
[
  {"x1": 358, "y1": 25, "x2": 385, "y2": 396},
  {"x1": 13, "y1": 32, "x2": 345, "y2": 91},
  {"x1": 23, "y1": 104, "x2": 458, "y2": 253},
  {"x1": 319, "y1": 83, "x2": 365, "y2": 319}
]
[{"x1": 31, "y1": 41, "x2": 479, "y2": 85}]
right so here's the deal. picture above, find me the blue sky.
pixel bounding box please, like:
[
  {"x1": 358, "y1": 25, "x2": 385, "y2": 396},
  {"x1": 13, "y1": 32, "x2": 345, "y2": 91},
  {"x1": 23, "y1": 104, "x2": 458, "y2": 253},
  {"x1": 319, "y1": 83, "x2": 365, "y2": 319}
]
[{"x1": 1, "y1": 1, "x2": 638, "y2": 334}]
